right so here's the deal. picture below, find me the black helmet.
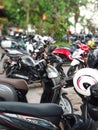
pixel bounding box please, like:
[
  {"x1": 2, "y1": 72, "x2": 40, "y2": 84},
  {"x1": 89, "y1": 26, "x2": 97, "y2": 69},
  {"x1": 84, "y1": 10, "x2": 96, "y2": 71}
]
[{"x1": 88, "y1": 49, "x2": 98, "y2": 68}]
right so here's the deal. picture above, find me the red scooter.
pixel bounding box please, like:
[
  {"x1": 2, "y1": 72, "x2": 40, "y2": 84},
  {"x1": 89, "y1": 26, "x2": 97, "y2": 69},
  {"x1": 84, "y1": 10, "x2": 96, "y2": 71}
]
[{"x1": 52, "y1": 41, "x2": 90, "y2": 64}]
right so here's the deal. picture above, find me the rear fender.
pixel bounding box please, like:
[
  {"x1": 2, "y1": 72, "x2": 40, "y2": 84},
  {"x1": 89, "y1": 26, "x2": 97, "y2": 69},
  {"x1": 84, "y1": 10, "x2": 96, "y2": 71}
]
[{"x1": 0, "y1": 83, "x2": 18, "y2": 101}]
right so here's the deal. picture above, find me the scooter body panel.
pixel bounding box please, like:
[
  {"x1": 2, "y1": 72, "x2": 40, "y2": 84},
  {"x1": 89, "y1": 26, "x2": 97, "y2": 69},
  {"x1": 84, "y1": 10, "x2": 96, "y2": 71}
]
[
  {"x1": 52, "y1": 48, "x2": 73, "y2": 60},
  {"x1": 0, "y1": 102, "x2": 63, "y2": 130},
  {"x1": 0, "y1": 113, "x2": 59, "y2": 130},
  {"x1": 0, "y1": 83, "x2": 18, "y2": 101}
]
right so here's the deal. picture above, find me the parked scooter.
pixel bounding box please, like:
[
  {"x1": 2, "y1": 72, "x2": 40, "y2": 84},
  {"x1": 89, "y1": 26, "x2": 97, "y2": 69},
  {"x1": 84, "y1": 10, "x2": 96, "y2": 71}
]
[
  {"x1": 0, "y1": 75, "x2": 98, "y2": 129},
  {"x1": 0, "y1": 56, "x2": 73, "y2": 114},
  {"x1": 1, "y1": 37, "x2": 66, "y2": 86},
  {"x1": 67, "y1": 43, "x2": 90, "y2": 78},
  {"x1": 52, "y1": 40, "x2": 89, "y2": 64},
  {"x1": 52, "y1": 44, "x2": 74, "y2": 64},
  {"x1": 0, "y1": 33, "x2": 58, "y2": 76},
  {"x1": 0, "y1": 33, "x2": 35, "y2": 61},
  {"x1": 0, "y1": 102, "x2": 64, "y2": 130}
]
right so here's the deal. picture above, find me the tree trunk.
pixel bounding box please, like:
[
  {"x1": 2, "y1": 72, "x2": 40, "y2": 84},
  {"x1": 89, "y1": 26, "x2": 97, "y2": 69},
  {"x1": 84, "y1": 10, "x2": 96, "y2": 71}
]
[{"x1": 24, "y1": 0, "x2": 30, "y2": 25}]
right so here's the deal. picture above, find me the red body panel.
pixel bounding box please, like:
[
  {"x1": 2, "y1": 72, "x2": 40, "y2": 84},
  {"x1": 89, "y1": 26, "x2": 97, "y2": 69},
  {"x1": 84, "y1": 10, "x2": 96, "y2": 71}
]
[
  {"x1": 52, "y1": 48, "x2": 73, "y2": 60},
  {"x1": 79, "y1": 43, "x2": 90, "y2": 51},
  {"x1": 52, "y1": 42, "x2": 90, "y2": 61}
]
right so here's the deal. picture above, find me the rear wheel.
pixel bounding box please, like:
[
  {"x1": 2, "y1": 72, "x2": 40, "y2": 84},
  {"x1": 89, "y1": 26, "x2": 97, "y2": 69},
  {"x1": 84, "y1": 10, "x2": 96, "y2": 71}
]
[{"x1": 67, "y1": 64, "x2": 85, "y2": 78}]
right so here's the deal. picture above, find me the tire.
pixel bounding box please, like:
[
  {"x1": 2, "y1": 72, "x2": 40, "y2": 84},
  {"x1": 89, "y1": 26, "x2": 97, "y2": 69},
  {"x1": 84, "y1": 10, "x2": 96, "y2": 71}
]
[
  {"x1": 67, "y1": 66, "x2": 76, "y2": 78},
  {"x1": 67, "y1": 64, "x2": 85, "y2": 78},
  {"x1": 57, "y1": 67, "x2": 67, "y2": 85},
  {"x1": 56, "y1": 54, "x2": 71, "y2": 64},
  {"x1": 58, "y1": 67, "x2": 66, "y2": 77},
  {"x1": 59, "y1": 93, "x2": 73, "y2": 114}
]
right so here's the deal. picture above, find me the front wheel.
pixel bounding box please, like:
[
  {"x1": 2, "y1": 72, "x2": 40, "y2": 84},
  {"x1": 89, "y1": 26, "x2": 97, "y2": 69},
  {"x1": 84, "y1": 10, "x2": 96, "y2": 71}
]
[
  {"x1": 56, "y1": 54, "x2": 71, "y2": 65},
  {"x1": 59, "y1": 93, "x2": 73, "y2": 114},
  {"x1": 67, "y1": 66, "x2": 77, "y2": 78},
  {"x1": 67, "y1": 64, "x2": 85, "y2": 78}
]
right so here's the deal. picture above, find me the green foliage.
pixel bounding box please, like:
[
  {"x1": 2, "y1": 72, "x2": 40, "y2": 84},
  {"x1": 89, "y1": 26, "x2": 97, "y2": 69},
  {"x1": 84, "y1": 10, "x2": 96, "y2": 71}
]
[
  {"x1": 54, "y1": 41, "x2": 70, "y2": 47},
  {"x1": 3, "y1": 0, "x2": 71, "y2": 38},
  {"x1": 4, "y1": 0, "x2": 25, "y2": 26},
  {"x1": 3, "y1": 0, "x2": 89, "y2": 40}
]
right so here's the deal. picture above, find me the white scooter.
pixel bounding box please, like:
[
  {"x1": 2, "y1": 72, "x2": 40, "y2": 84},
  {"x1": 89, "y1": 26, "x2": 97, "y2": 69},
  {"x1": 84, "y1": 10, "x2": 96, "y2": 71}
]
[{"x1": 67, "y1": 48, "x2": 87, "y2": 78}]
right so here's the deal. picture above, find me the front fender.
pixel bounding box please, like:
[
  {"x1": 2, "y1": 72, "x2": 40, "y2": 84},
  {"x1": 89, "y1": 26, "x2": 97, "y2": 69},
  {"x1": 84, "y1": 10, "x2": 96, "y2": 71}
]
[{"x1": 70, "y1": 59, "x2": 80, "y2": 66}]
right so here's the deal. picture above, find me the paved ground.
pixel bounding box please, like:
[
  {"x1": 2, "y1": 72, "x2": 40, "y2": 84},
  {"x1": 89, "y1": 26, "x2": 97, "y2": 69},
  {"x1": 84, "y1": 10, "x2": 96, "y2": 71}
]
[
  {"x1": 0, "y1": 48, "x2": 82, "y2": 115},
  {"x1": 26, "y1": 86, "x2": 82, "y2": 115}
]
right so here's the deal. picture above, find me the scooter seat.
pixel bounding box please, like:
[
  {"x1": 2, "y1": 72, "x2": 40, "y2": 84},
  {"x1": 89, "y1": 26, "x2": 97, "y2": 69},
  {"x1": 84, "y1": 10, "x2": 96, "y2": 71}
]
[
  {"x1": 0, "y1": 102, "x2": 63, "y2": 125},
  {"x1": 0, "y1": 78, "x2": 28, "y2": 90}
]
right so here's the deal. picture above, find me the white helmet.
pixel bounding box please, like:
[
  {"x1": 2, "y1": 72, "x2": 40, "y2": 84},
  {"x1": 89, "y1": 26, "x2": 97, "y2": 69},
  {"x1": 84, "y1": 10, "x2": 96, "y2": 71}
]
[{"x1": 73, "y1": 68, "x2": 98, "y2": 96}]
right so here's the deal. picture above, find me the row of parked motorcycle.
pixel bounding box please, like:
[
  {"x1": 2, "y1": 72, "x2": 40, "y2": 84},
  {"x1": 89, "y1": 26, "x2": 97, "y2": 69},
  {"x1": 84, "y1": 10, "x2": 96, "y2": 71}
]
[{"x1": 0, "y1": 31, "x2": 98, "y2": 129}]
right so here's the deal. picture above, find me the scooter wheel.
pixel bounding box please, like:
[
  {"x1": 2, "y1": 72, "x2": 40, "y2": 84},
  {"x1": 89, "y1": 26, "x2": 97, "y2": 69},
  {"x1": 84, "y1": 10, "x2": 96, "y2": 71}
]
[{"x1": 59, "y1": 93, "x2": 73, "y2": 114}]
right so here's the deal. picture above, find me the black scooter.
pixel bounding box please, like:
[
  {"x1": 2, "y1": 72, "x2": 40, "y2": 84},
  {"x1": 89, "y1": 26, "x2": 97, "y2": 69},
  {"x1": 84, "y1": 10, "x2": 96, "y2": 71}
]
[
  {"x1": 0, "y1": 57, "x2": 73, "y2": 114},
  {"x1": 0, "y1": 83, "x2": 98, "y2": 129}
]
